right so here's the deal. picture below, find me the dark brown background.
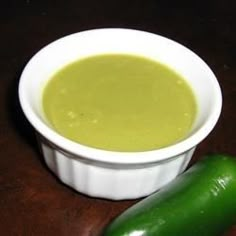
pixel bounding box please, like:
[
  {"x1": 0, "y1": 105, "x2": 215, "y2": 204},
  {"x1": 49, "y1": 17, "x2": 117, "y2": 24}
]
[{"x1": 0, "y1": 0, "x2": 236, "y2": 235}]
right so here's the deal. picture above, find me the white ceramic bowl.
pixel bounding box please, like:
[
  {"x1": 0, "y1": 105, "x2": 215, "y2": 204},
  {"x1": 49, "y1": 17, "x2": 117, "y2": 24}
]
[{"x1": 18, "y1": 28, "x2": 222, "y2": 200}]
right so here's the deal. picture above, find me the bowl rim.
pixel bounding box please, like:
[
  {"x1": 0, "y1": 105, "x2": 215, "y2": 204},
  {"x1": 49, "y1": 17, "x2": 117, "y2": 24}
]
[{"x1": 18, "y1": 28, "x2": 222, "y2": 165}]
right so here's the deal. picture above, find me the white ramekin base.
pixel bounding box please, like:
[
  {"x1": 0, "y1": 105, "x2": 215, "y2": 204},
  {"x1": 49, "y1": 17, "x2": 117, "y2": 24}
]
[{"x1": 39, "y1": 134, "x2": 195, "y2": 200}]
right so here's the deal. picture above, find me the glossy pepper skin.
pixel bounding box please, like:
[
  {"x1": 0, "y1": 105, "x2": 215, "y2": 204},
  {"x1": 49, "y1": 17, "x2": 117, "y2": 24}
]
[{"x1": 103, "y1": 154, "x2": 236, "y2": 236}]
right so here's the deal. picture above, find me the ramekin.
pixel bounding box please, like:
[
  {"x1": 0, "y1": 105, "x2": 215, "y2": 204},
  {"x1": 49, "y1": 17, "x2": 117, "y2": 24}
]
[{"x1": 18, "y1": 28, "x2": 222, "y2": 200}]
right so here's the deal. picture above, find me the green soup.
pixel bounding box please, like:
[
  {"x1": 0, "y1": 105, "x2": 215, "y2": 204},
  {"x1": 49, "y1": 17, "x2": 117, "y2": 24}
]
[{"x1": 42, "y1": 54, "x2": 197, "y2": 151}]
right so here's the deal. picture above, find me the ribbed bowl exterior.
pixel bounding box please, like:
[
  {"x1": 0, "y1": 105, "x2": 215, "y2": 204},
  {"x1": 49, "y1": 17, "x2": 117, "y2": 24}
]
[{"x1": 39, "y1": 134, "x2": 195, "y2": 200}]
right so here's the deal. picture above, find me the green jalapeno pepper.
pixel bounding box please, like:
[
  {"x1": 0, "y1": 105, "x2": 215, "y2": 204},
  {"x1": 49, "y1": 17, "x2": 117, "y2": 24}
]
[{"x1": 103, "y1": 154, "x2": 236, "y2": 236}]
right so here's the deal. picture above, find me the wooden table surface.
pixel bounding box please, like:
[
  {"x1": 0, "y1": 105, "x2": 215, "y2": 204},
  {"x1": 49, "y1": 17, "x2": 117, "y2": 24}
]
[{"x1": 1, "y1": 0, "x2": 236, "y2": 235}]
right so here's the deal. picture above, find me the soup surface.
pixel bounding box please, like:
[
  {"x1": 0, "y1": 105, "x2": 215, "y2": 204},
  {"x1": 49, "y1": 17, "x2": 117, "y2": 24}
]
[{"x1": 42, "y1": 54, "x2": 197, "y2": 151}]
